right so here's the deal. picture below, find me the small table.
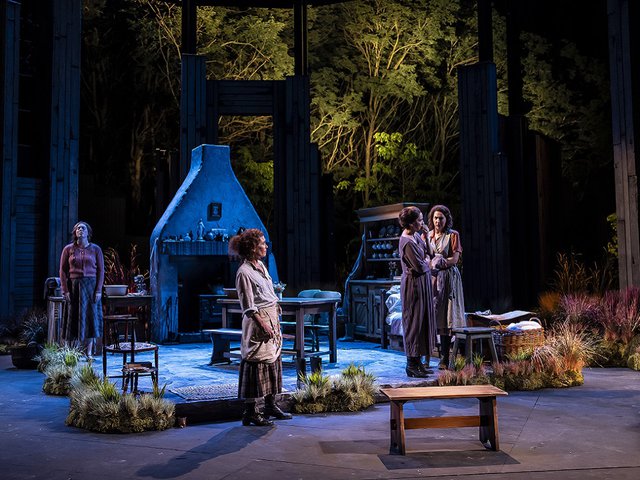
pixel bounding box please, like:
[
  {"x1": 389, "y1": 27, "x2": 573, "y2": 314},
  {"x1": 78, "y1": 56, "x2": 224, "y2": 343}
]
[
  {"x1": 381, "y1": 385, "x2": 508, "y2": 455},
  {"x1": 217, "y1": 297, "x2": 339, "y2": 365},
  {"x1": 103, "y1": 294, "x2": 153, "y2": 341}
]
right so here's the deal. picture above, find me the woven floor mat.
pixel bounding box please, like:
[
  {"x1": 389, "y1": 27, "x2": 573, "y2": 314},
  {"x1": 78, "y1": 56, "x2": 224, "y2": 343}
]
[{"x1": 169, "y1": 384, "x2": 239, "y2": 401}]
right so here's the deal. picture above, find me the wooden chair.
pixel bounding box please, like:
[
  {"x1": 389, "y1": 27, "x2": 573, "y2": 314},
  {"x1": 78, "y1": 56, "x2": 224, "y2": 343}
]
[
  {"x1": 102, "y1": 314, "x2": 159, "y2": 394},
  {"x1": 280, "y1": 289, "x2": 322, "y2": 352},
  {"x1": 307, "y1": 291, "x2": 341, "y2": 351}
]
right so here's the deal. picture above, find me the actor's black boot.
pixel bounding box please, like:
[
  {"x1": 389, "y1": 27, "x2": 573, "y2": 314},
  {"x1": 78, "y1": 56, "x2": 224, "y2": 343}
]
[
  {"x1": 406, "y1": 357, "x2": 428, "y2": 378},
  {"x1": 420, "y1": 358, "x2": 434, "y2": 375},
  {"x1": 439, "y1": 335, "x2": 452, "y2": 369},
  {"x1": 263, "y1": 394, "x2": 292, "y2": 420},
  {"x1": 242, "y1": 401, "x2": 274, "y2": 426}
]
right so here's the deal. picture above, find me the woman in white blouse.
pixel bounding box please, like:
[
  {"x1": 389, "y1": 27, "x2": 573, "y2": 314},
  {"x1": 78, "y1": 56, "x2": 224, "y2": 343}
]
[{"x1": 229, "y1": 228, "x2": 292, "y2": 426}]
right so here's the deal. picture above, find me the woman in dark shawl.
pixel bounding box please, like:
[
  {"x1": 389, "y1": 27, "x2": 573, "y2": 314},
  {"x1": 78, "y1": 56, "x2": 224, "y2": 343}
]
[{"x1": 398, "y1": 206, "x2": 437, "y2": 377}]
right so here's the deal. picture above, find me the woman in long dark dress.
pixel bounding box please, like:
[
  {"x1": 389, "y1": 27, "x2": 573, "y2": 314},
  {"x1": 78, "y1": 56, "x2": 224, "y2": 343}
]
[
  {"x1": 398, "y1": 206, "x2": 437, "y2": 377},
  {"x1": 426, "y1": 205, "x2": 466, "y2": 369},
  {"x1": 229, "y1": 228, "x2": 292, "y2": 426},
  {"x1": 59, "y1": 221, "x2": 104, "y2": 356}
]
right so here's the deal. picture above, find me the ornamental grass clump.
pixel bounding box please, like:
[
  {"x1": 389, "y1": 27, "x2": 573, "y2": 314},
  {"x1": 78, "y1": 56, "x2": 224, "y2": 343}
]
[
  {"x1": 292, "y1": 363, "x2": 378, "y2": 414},
  {"x1": 438, "y1": 322, "x2": 597, "y2": 391},
  {"x1": 549, "y1": 321, "x2": 598, "y2": 373},
  {"x1": 65, "y1": 363, "x2": 174, "y2": 433},
  {"x1": 66, "y1": 374, "x2": 175, "y2": 433},
  {"x1": 436, "y1": 355, "x2": 489, "y2": 386},
  {"x1": 537, "y1": 291, "x2": 562, "y2": 324},
  {"x1": 595, "y1": 288, "x2": 640, "y2": 366},
  {"x1": 558, "y1": 293, "x2": 602, "y2": 329},
  {"x1": 40, "y1": 344, "x2": 88, "y2": 395}
]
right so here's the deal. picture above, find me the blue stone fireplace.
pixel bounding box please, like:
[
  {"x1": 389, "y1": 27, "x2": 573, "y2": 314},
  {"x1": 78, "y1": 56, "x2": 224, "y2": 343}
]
[{"x1": 150, "y1": 145, "x2": 279, "y2": 343}]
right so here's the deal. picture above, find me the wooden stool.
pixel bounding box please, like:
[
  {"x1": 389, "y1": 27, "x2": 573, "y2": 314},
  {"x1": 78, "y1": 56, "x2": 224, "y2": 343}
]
[{"x1": 450, "y1": 326, "x2": 499, "y2": 369}]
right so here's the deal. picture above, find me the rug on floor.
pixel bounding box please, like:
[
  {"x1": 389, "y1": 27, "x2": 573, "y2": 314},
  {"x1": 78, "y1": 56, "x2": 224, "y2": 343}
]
[{"x1": 169, "y1": 384, "x2": 239, "y2": 401}]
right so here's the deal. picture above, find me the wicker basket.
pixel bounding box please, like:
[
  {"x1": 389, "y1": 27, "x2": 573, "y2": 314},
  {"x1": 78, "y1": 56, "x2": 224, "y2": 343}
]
[{"x1": 491, "y1": 318, "x2": 544, "y2": 360}]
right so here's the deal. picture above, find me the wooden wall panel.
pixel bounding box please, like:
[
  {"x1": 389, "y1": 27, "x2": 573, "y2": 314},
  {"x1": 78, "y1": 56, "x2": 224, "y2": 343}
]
[
  {"x1": 180, "y1": 54, "x2": 207, "y2": 183},
  {"x1": 608, "y1": 0, "x2": 640, "y2": 289},
  {"x1": 14, "y1": 178, "x2": 45, "y2": 312},
  {"x1": 459, "y1": 62, "x2": 512, "y2": 311},
  {"x1": 0, "y1": 0, "x2": 20, "y2": 317},
  {"x1": 48, "y1": 0, "x2": 81, "y2": 277}
]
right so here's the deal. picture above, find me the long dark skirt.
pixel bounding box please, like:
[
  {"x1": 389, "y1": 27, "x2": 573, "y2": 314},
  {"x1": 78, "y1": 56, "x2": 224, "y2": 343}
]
[
  {"x1": 65, "y1": 277, "x2": 102, "y2": 341},
  {"x1": 238, "y1": 357, "x2": 283, "y2": 399}
]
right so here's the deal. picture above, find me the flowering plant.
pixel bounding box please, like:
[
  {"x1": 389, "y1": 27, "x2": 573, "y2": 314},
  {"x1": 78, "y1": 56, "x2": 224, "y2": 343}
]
[{"x1": 273, "y1": 282, "x2": 286, "y2": 294}]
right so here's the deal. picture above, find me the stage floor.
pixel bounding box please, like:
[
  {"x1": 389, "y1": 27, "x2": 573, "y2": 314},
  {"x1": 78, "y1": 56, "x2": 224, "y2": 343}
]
[{"x1": 92, "y1": 337, "x2": 438, "y2": 402}]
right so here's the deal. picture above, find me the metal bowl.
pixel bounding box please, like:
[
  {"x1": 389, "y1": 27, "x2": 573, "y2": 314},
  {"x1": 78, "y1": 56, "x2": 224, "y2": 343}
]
[{"x1": 104, "y1": 285, "x2": 128, "y2": 296}]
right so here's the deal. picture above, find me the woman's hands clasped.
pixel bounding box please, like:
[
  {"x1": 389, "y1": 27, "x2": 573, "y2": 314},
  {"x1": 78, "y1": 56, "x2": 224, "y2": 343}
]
[{"x1": 430, "y1": 254, "x2": 448, "y2": 270}]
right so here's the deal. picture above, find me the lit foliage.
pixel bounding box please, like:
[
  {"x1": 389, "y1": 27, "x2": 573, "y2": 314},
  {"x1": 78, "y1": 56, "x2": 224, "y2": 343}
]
[
  {"x1": 312, "y1": 0, "x2": 475, "y2": 207},
  {"x1": 292, "y1": 363, "x2": 378, "y2": 413},
  {"x1": 438, "y1": 321, "x2": 599, "y2": 391}
]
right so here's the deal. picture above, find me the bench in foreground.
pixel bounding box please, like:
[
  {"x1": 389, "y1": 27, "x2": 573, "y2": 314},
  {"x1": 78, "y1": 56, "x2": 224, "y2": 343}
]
[{"x1": 380, "y1": 385, "x2": 508, "y2": 455}]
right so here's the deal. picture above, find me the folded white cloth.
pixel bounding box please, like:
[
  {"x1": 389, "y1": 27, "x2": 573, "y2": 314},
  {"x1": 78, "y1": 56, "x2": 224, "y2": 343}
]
[{"x1": 506, "y1": 320, "x2": 542, "y2": 331}]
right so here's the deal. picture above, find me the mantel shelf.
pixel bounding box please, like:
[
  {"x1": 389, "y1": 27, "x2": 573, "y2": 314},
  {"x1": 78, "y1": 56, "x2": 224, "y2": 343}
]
[{"x1": 161, "y1": 241, "x2": 229, "y2": 256}]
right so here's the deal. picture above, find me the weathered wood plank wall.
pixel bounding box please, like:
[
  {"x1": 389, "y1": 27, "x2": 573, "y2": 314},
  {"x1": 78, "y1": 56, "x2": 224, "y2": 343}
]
[
  {"x1": 608, "y1": 0, "x2": 640, "y2": 289},
  {"x1": 15, "y1": 178, "x2": 46, "y2": 313},
  {"x1": 48, "y1": 0, "x2": 81, "y2": 277},
  {"x1": 0, "y1": 0, "x2": 20, "y2": 317},
  {"x1": 180, "y1": 54, "x2": 207, "y2": 183},
  {"x1": 459, "y1": 62, "x2": 512, "y2": 311}
]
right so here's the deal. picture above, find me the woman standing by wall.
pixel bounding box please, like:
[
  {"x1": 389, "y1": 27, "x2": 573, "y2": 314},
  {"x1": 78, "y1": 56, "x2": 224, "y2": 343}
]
[
  {"x1": 426, "y1": 205, "x2": 466, "y2": 369},
  {"x1": 229, "y1": 228, "x2": 292, "y2": 426},
  {"x1": 398, "y1": 206, "x2": 437, "y2": 378},
  {"x1": 59, "y1": 221, "x2": 104, "y2": 356}
]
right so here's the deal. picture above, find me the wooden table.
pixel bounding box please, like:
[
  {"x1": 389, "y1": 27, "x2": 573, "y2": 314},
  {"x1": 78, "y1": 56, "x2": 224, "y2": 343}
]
[
  {"x1": 381, "y1": 385, "x2": 508, "y2": 455},
  {"x1": 217, "y1": 297, "x2": 339, "y2": 364}
]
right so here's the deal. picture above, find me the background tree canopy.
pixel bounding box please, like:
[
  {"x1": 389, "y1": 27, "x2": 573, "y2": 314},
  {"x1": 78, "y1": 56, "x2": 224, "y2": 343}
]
[{"x1": 79, "y1": 0, "x2": 613, "y2": 287}]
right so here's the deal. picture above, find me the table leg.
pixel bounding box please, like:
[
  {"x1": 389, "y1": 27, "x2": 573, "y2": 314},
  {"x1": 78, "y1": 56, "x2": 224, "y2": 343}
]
[
  {"x1": 296, "y1": 309, "x2": 305, "y2": 361},
  {"x1": 389, "y1": 400, "x2": 406, "y2": 455},
  {"x1": 329, "y1": 304, "x2": 337, "y2": 363},
  {"x1": 478, "y1": 396, "x2": 499, "y2": 450},
  {"x1": 221, "y1": 306, "x2": 229, "y2": 328}
]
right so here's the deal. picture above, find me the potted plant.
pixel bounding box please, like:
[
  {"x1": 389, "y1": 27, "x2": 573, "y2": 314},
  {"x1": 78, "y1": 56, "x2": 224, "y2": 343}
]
[{"x1": 1, "y1": 308, "x2": 48, "y2": 369}]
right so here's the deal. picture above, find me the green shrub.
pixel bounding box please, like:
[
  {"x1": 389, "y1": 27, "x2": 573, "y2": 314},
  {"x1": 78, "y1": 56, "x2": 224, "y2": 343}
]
[
  {"x1": 627, "y1": 353, "x2": 640, "y2": 371},
  {"x1": 40, "y1": 344, "x2": 88, "y2": 395},
  {"x1": 66, "y1": 376, "x2": 175, "y2": 433},
  {"x1": 292, "y1": 363, "x2": 378, "y2": 414}
]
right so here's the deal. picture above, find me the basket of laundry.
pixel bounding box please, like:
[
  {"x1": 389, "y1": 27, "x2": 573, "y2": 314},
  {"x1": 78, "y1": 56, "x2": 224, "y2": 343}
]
[{"x1": 491, "y1": 318, "x2": 544, "y2": 360}]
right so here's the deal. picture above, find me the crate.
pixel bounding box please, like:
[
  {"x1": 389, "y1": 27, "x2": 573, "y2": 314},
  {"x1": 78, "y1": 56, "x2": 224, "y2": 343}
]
[{"x1": 491, "y1": 318, "x2": 544, "y2": 359}]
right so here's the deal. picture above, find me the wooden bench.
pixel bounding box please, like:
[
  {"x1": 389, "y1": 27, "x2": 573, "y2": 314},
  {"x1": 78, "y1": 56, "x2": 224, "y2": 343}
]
[
  {"x1": 203, "y1": 328, "x2": 242, "y2": 365},
  {"x1": 203, "y1": 328, "x2": 297, "y2": 365},
  {"x1": 380, "y1": 385, "x2": 508, "y2": 455}
]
